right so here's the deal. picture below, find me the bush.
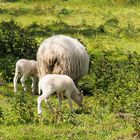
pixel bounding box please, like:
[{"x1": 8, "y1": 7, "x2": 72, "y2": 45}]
[
  {"x1": 81, "y1": 51, "x2": 139, "y2": 93},
  {"x1": 79, "y1": 51, "x2": 140, "y2": 115},
  {"x1": 0, "y1": 20, "x2": 38, "y2": 82},
  {"x1": 11, "y1": 92, "x2": 36, "y2": 124}
]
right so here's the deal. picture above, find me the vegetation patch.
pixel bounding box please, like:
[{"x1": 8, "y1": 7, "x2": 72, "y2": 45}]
[{"x1": 0, "y1": 0, "x2": 140, "y2": 139}]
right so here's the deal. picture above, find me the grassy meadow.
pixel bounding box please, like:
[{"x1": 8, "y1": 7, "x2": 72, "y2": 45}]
[{"x1": 0, "y1": 0, "x2": 140, "y2": 139}]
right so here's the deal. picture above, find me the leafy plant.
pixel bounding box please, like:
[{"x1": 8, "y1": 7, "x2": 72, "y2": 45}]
[
  {"x1": 59, "y1": 8, "x2": 73, "y2": 16},
  {"x1": 0, "y1": 107, "x2": 4, "y2": 124},
  {"x1": 11, "y1": 92, "x2": 36, "y2": 124},
  {"x1": 0, "y1": 20, "x2": 38, "y2": 82}
]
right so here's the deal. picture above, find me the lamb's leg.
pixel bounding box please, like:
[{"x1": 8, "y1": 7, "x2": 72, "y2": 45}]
[
  {"x1": 31, "y1": 76, "x2": 36, "y2": 94},
  {"x1": 65, "y1": 91, "x2": 74, "y2": 112},
  {"x1": 13, "y1": 72, "x2": 20, "y2": 93},
  {"x1": 20, "y1": 74, "x2": 28, "y2": 92},
  {"x1": 57, "y1": 93, "x2": 62, "y2": 111},
  {"x1": 45, "y1": 98, "x2": 54, "y2": 113},
  {"x1": 37, "y1": 93, "x2": 48, "y2": 115},
  {"x1": 67, "y1": 97, "x2": 74, "y2": 112}
]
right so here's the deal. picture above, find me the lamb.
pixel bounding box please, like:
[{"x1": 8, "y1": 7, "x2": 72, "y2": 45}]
[
  {"x1": 37, "y1": 74, "x2": 83, "y2": 115},
  {"x1": 37, "y1": 35, "x2": 89, "y2": 83},
  {"x1": 13, "y1": 59, "x2": 38, "y2": 94}
]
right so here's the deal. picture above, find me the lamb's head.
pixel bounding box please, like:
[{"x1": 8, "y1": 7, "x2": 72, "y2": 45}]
[{"x1": 71, "y1": 91, "x2": 83, "y2": 107}]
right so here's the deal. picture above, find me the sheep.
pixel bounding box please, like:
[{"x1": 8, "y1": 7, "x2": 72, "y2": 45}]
[
  {"x1": 37, "y1": 74, "x2": 83, "y2": 115},
  {"x1": 37, "y1": 35, "x2": 89, "y2": 83},
  {"x1": 13, "y1": 59, "x2": 38, "y2": 94}
]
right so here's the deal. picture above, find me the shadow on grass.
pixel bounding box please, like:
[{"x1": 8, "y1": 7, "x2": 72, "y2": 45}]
[
  {"x1": 26, "y1": 19, "x2": 140, "y2": 40},
  {"x1": 0, "y1": 7, "x2": 46, "y2": 16},
  {"x1": 27, "y1": 21, "x2": 105, "y2": 38}
]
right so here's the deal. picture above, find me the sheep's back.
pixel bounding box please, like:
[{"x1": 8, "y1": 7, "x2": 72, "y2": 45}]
[{"x1": 37, "y1": 35, "x2": 89, "y2": 82}]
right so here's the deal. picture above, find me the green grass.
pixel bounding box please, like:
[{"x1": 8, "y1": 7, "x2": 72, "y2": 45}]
[
  {"x1": 0, "y1": 83, "x2": 136, "y2": 140},
  {"x1": 0, "y1": 0, "x2": 140, "y2": 139},
  {"x1": 0, "y1": 0, "x2": 139, "y2": 53},
  {"x1": 0, "y1": 123, "x2": 134, "y2": 140}
]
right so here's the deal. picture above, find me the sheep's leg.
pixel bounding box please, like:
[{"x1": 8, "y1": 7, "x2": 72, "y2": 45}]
[
  {"x1": 45, "y1": 98, "x2": 54, "y2": 113},
  {"x1": 13, "y1": 73, "x2": 20, "y2": 93},
  {"x1": 37, "y1": 93, "x2": 48, "y2": 115},
  {"x1": 20, "y1": 74, "x2": 28, "y2": 92},
  {"x1": 31, "y1": 76, "x2": 36, "y2": 94}
]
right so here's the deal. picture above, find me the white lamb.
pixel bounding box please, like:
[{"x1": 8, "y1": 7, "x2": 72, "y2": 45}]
[
  {"x1": 13, "y1": 59, "x2": 38, "y2": 94},
  {"x1": 37, "y1": 74, "x2": 83, "y2": 115}
]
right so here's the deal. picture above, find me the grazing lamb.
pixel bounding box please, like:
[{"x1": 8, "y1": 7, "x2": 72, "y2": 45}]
[
  {"x1": 37, "y1": 74, "x2": 83, "y2": 115},
  {"x1": 13, "y1": 59, "x2": 38, "y2": 94},
  {"x1": 37, "y1": 35, "x2": 89, "y2": 83}
]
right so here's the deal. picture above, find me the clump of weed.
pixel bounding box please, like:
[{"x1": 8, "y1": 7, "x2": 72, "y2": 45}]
[
  {"x1": 0, "y1": 107, "x2": 4, "y2": 124},
  {"x1": 58, "y1": 8, "x2": 73, "y2": 16},
  {"x1": 10, "y1": 92, "x2": 36, "y2": 124},
  {"x1": 105, "y1": 18, "x2": 119, "y2": 27},
  {"x1": 63, "y1": 113, "x2": 83, "y2": 126},
  {"x1": 122, "y1": 21, "x2": 137, "y2": 38}
]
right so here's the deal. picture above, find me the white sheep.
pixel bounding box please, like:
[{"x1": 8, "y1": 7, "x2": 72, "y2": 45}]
[
  {"x1": 37, "y1": 74, "x2": 83, "y2": 115},
  {"x1": 13, "y1": 59, "x2": 38, "y2": 94},
  {"x1": 37, "y1": 35, "x2": 89, "y2": 83}
]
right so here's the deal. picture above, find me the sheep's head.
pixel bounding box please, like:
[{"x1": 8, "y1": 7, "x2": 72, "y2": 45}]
[{"x1": 72, "y1": 90, "x2": 83, "y2": 107}]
